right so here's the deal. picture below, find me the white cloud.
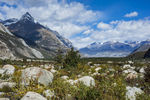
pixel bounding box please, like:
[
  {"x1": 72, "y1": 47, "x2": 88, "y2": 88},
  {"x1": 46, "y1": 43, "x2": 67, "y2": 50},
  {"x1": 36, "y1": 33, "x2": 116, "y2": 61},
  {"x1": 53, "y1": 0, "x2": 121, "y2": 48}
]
[
  {"x1": 0, "y1": 0, "x2": 101, "y2": 39},
  {"x1": 73, "y1": 19, "x2": 150, "y2": 48},
  {"x1": 97, "y1": 22, "x2": 112, "y2": 30},
  {"x1": 92, "y1": 20, "x2": 150, "y2": 42},
  {"x1": 71, "y1": 37, "x2": 94, "y2": 49},
  {"x1": 83, "y1": 29, "x2": 94, "y2": 35},
  {"x1": 124, "y1": 11, "x2": 138, "y2": 18}
]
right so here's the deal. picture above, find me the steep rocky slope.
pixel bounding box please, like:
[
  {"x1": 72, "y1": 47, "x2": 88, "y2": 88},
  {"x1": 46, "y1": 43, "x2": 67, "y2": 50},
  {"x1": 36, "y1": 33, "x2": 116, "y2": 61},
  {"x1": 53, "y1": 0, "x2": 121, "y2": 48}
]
[
  {"x1": 6, "y1": 12, "x2": 72, "y2": 58},
  {"x1": 0, "y1": 23, "x2": 44, "y2": 59}
]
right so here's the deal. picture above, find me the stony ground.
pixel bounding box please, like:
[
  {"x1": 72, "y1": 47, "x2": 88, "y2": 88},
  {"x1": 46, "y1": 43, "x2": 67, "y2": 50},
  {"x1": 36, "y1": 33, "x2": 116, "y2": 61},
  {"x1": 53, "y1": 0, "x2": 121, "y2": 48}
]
[{"x1": 0, "y1": 60, "x2": 150, "y2": 100}]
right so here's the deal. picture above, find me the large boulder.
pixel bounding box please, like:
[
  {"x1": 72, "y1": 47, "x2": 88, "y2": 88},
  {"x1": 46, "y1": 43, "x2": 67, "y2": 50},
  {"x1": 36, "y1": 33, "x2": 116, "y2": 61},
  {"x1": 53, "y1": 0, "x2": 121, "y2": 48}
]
[
  {"x1": 126, "y1": 86, "x2": 143, "y2": 100},
  {"x1": 77, "y1": 76, "x2": 95, "y2": 87},
  {"x1": 21, "y1": 67, "x2": 53, "y2": 86},
  {"x1": 0, "y1": 65, "x2": 15, "y2": 75},
  {"x1": 67, "y1": 76, "x2": 95, "y2": 87},
  {"x1": 21, "y1": 92, "x2": 47, "y2": 100}
]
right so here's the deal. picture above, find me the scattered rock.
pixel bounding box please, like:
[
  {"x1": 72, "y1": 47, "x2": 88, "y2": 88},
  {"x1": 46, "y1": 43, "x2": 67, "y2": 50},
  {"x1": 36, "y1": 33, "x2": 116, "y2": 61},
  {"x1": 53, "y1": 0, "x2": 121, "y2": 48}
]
[
  {"x1": 139, "y1": 68, "x2": 145, "y2": 74},
  {"x1": 91, "y1": 72, "x2": 100, "y2": 76},
  {"x1": 126, "y1": 86, "x2": 143, "y2": 100},
  {"x1": 67, "y1": 79, "x2": 76, "y2": 85},
  {"x1": 21, "y1": 91, "x2": 47, "y2": 100},
  {"x1": 65, "y1": 94, "x2": 75, "y2": 100},
  {"x1": 126, "y1": 73, "x2": 138, "y2": 80},
  {"x1": 0, "y1": 82, "x2": 16, "y2": 89},
  {"x1": 123, "y1": 69, "x2": 137, "y2": 74},
  {"x1": 123, "y1": 64, "x2": 130, "y2": 69},
  {"x1": 128, "y1": 61, "x2": 134, "y2": 64},
  {"x1": 0, "y1": 98, "x2": 10, "y2": 100},
  {"x1": 77, "y1": 76, "x2": 95, "y2": 87},
  {"x1": 1, "y1": 65, "x2": 15, "y2": 75},
  {"x1": 94, "y1": 64, "x2": 100, "y2": 67},
  {"x1": 87, "y1": 62, "x2": 92, "y2": 66},
  {"x1": 50, "y1": 69, "x2": 57, "y2": 74},
  {"x1": 61, "y1": 76, "x2": 69, "y2": 80},
  {"x1": 0, "y1": 69, "x2": 5, "y2": 75},
  {"x1": 43, "y1": 90, "x2": 54, "y2": 99},
  {"x1": 95, "y1": 67, "x2": 101, "y2": 72},
  {"x1": 21, "y1": 67, "x2": 53, "y2": 86}
]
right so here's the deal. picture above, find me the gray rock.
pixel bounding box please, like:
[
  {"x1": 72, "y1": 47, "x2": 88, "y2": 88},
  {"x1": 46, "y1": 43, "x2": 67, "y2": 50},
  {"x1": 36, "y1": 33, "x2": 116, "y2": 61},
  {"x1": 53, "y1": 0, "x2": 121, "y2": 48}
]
[
  {"x1": 61, "y1": 76, "x2": 69, "y2": 80},
  {"x1": 77, "y1": 76, "x2": 95, "y2": 87},
  {"x1": 2, "y1": 65, "x2": 15, "y2": 75},
  {"x1": 0, "y1": 98, "x2": 10, "y2": 100},
  {"x1": 21, "y1": 67, "x2": 53, "y2": 86},
  {"x1": 0, "y1": 82, "x2": 16, "y2": 89},
  {"x1": 126, "y1": 86, "x2": 143, "y2": 100},
  {"x1": 21, "y1": 92, "x2": 47, "y2": 100},
  {"x1": 67, "y1": 76, "x2": 95, "y2": 87},
  {"x1": 65, "y1": 94, "x2": 75, "y2": 100},
  {"x1": 43, "y1": 90, "x2": 54, "y2": 99}
]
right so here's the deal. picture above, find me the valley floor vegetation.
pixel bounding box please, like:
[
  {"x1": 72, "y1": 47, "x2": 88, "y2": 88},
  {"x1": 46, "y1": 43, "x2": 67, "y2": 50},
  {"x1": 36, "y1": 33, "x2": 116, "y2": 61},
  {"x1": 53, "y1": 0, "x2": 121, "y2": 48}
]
[{"x1": 0, "y1": 48, "x2": 150, "y2": 100}]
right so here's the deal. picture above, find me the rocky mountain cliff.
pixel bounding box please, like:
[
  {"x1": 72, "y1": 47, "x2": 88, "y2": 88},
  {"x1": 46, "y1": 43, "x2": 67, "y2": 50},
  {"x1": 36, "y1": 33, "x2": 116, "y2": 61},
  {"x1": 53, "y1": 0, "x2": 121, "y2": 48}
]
[
  {"x1": 128, "y1": 40, "x2": 150, "y2": 59},
  {"x1": 0, "y1": 12, "x2": 73, "y2": 59},
  {"x1": 0, "y1": 23, "x2": 44, "y2": 59}
]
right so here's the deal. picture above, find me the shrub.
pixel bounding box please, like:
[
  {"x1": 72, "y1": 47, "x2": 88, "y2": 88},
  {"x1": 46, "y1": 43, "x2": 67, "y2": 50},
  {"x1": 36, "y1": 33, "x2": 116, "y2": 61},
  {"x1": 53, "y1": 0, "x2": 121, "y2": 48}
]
[
  {"x1": 55, "y1": 49, "x2": 64, "y2": 65},
  {"x1": 63, "y1": 48, "x2": 80, "y2": 69}
]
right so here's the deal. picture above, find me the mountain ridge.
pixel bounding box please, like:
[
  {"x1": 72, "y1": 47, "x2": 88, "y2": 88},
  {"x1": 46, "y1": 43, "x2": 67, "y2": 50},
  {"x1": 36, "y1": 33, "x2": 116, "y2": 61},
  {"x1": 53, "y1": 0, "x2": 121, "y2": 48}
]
[
  {"x1": 0, "y1": 12, "x2": 73, "y2": 59},
  {"x1": 80, "y1": 40, "x2": 150, "y2": 57}
]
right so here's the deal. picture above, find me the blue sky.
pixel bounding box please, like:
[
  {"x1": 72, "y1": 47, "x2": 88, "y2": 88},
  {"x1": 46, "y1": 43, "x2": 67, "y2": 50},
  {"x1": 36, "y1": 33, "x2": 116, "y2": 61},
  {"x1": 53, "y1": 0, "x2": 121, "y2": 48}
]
[{"x1": 0, "y1": 0, "x2": 150, "y2": 48}]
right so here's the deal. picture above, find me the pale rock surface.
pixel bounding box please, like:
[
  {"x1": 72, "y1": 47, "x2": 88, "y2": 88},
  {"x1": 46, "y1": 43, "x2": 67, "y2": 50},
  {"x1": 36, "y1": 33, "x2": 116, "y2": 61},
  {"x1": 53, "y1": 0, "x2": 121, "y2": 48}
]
[
  {"x1": 0, "y1": 98, "x2": 10, "y2": 100},
  {"x1": 1, "y1": 64, "x2": 15, "y2": 75},
  {"x1": 43, "y1": 90, "x2": 54, "y2": 99},
  {"x1": 50, "y1": 69, "x2": 57, "y2": 74},
  {"x1": 126, "y1": 73, "x2": 138, "y2": 80},
  {"x1": 0, "y1": 82, "x2": 16, "y2": 89},
  {"x1": 65, "y1": 94, "x2": 75, "y2": 100},
  {"x1": 95, "y1": 67, "x2": 102, "y2": 72},
  {"x1": 67, "y1": 76, "x2": 95, "y2": 87},
  {"x1": 61, "y1": 76, "x2": 69, "y2": 80},
  {"x1": 123, "y1": 69, "x2": 137, "y2": 74},
  {"x1": 139, "y1": 68, "x2": 145, "y2": 74},
  {"x1": 126, "y1": 86, "x2": 143, "y2": 100},
  {"x1": 21, "y1": 92, "x2": 47, "y2": 100},
  {"x1": 21, "y1": 67, "x2": 53, "y2": 86}
]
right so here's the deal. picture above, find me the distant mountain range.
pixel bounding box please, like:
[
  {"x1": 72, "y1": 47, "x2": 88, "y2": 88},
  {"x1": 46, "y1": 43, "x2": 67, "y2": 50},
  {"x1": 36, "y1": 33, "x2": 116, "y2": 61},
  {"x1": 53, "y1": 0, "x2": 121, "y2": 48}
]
[
  {"x1": 0, "y1": 12, "x2": 73, "y2": 59},
  {"x1": 80, "y1": 40, "x2": 150, "y2": 57},
  {"x1": 1, "y1": 12, "x2": 150, "y2": 59}
]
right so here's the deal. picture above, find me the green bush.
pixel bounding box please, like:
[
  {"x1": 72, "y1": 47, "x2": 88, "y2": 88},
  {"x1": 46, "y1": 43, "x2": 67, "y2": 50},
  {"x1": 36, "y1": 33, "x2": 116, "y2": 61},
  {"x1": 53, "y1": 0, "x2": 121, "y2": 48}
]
[
  {"x1": 63, "y1": 48, "x2": 80, "y2": 69},
  {"x1": 55, "y1": 49, "x2": 64, "y2": 65}
]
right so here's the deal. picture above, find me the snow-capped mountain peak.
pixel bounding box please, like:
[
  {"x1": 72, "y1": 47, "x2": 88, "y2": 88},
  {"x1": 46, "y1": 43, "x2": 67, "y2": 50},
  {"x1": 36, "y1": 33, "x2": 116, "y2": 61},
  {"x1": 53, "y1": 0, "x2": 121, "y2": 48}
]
[
  {"x1": 20, "y1": 12, "x2": 35, "y2": 22},
  {"x1": 79, "y1": 40, "x2": 145, "y2": 57}
]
